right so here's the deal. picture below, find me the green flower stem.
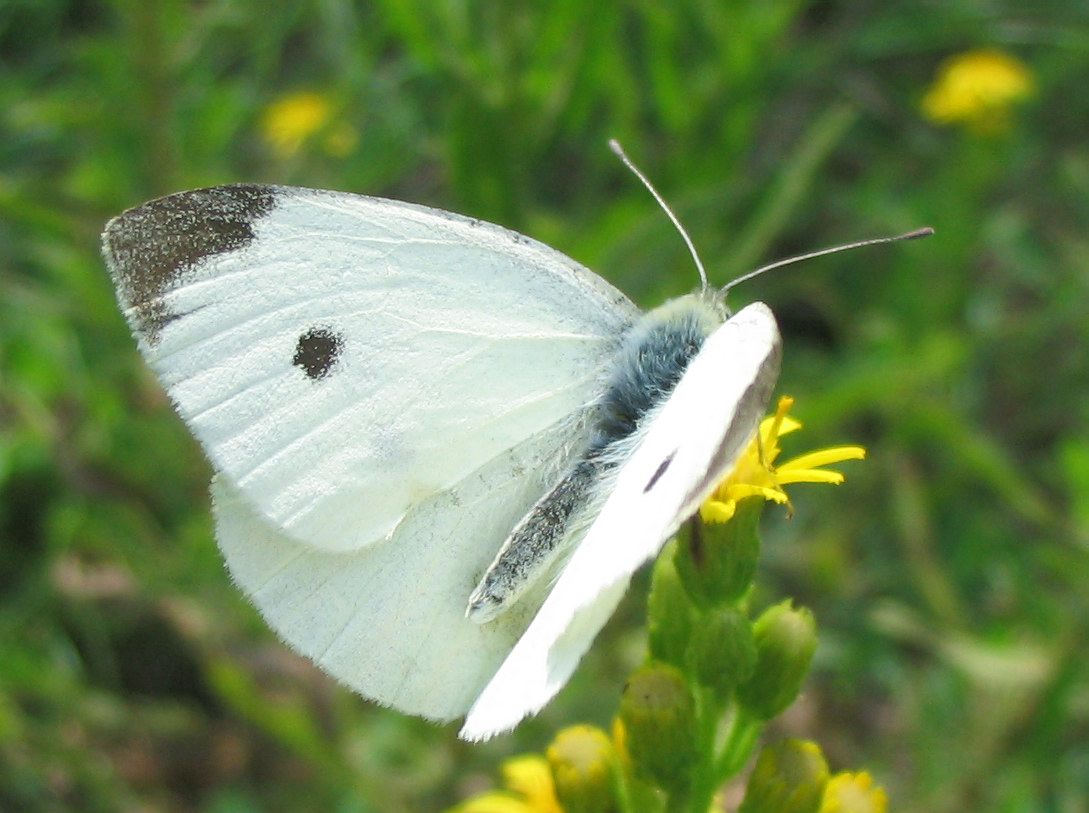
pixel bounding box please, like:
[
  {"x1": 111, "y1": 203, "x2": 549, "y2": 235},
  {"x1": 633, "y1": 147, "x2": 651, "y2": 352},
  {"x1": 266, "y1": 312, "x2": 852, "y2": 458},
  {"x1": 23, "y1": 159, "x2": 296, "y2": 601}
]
[
  {"x1": 677, "y1": 687, "x2": 725, "y2": 813},
  {"x1": 615, "y1": 757, "x2": 656, "y2": 813},
  {"x1": 668, "y1": 701, "x2": 764, "y2": 812},
  {"x1": 716, "y1": 706, "x2": 763, "y2": 779},
  {"x1": 655, "y1": 510, "x2": 768, "y2": 811}
]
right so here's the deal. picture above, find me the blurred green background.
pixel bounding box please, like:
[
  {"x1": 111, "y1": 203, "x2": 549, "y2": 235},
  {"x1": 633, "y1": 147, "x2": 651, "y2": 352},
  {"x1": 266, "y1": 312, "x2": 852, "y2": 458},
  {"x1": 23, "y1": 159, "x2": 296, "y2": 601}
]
[{"x1": 2, "y1": 1, "x2": 1088, "y2": 811}]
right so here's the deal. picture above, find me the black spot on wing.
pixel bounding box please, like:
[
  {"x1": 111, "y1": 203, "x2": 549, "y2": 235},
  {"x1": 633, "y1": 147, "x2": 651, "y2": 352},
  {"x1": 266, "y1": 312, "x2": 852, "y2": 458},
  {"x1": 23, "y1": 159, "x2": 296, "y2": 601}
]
[
  {"x1": 644, "y1": 450, "x2": 676, "y2": 493},
  {"x1": 102, "y1": 184, "x2": 277, "y2": 344},
  {"x1": 293, "y1": 326, "x2": 344, "y2": 380}
]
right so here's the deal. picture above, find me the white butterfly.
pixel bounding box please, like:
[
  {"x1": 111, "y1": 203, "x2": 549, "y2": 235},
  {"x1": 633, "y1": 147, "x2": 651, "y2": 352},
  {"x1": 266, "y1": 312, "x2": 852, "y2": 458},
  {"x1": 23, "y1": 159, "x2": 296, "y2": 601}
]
[{"x1": 102, "y1": 181, "x2": 781, "y2": 740}]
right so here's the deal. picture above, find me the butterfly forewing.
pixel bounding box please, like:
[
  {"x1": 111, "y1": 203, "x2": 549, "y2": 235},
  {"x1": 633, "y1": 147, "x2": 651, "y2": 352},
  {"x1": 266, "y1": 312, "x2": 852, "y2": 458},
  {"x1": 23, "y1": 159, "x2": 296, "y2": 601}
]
[{"x1": 103, "y1": 185, "x2": 637, "y2": 553}]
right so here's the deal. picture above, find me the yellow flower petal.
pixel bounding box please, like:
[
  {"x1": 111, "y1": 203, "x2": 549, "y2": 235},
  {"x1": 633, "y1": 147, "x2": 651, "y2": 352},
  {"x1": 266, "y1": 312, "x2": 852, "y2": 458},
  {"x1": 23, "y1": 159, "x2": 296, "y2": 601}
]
[
  {"x1": 453, "y1": 792, "x2": 534, "y2": 813},
  {"x1": 780, "y1": 446, "x2": 866, "y2": 471},
  {"x1": 501, "y1": 755, "x2": 562, "y2": 813},
  {"x1": 727, "y1": 484, "x2": 790, "y2": 503},
  {"x1": 777, "y1": 469, "x2": 846, "y2": 486},
  {"x1": 451, "y1": 754, "x2": 562, "y2": 813},
  {"x1": 763, "y1": 414, "x2": 802, "y2": 440},
  {"x1": 761, "y1": 397, "x2": 797, "y2": 445},
  {"x1": 700, "y1": 500, "x2": 737, "y2": 523},
  {"x1": 700, "y1": 396, "x2": 864, "y2": 524},
  {"x1": 498, "y1": 753, "x2": 557, "y2": 809},
  {"x1": 820, "y1": 771, "x2": 889, "y2": 813}
]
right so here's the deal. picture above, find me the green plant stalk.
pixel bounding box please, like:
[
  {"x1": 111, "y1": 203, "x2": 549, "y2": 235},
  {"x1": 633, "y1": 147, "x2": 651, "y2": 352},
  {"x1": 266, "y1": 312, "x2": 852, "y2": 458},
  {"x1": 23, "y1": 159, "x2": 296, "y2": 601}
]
[
  {"x1": 677, "y1": 690, "x2": 764, "y2": 811},
  {"x1": 717, "y1": 707, "x2": 763, "y2": 779},
  {"x1": 661, "y1": 511, "x2": 769, "y2": 813},
  {"x1": 676, "y1": 687, "x2": 726, "y2": 813}
]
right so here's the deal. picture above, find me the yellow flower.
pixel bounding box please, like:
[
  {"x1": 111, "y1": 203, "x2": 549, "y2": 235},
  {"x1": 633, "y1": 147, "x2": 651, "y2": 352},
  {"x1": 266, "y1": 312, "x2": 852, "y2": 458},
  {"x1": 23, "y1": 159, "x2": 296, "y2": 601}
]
[
  {"x1": 921, "y1": 49, "x2": 1034, "y2": 133},
  {"x1": 819, "y1": 771, "x2": 888, "y2": 813},
  {"x1": 700, "y1": 396, "x2": 865, "y2": 524},
  {"x1": 547, "y1": 725, "x2": 617, "y2": 813},
  {"x1": 739, "y1": 739, "x2": 830, "y2": 813},
  {"x1": 260, "y1": 91, "x2": 358, "y2": 158},
  {"x1": 451, "y1": 755, "x2": 563, "y2": 813}
]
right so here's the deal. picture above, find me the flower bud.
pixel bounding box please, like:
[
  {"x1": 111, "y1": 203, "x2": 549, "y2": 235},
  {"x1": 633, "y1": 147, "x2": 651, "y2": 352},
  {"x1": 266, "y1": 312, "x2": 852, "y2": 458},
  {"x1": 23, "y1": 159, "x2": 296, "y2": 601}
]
[
  {"x1": 617, "y1": 662, "x2": 696, "y2": 793},
  {"x1": 819, "y1": 771, "x2": 888, "y2": 813},
  {"x1": 546, "y1": 725, "x2": 617, "y2": 813},
  {"x1": 690, "y1": 607, "x2": 756, "y2": 699},
  {"x1": 736, "y1": 601, "x2": 817, "y2": 720},
  {"x1": 739, "y1": 739, "x2": 829, "y2": 813},
  {"x1": 485, "y1": 756, "x2": 556, "y2": 813},
  {"x1": 647, "y1": 551, "x2": 695, "y2": 668},
  {"x1": 674, "y1": 499, "x2": 762, "y2": 609}
]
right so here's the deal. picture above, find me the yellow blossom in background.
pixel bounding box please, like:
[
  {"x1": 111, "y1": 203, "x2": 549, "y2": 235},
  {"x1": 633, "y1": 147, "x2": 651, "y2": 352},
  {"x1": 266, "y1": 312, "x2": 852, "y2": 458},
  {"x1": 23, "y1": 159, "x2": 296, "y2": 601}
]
[
  {"x1": 261, "y1": 92, "x2": 329, "y2": 156},
  {"x1": 921, "y1": 49, "x2": 1034, "y2": 133},
  {"x1": 260, "y1": 91, "x2": 358, "y2": 158},
  {"x1": 451, "y1": 755, "x2": 562, "y2": 813},
  {"x1": 700, "y1": 396, "x2": 865, "y2": 524},
  {"x1": 819, "y1": 771, "x2": 888, "y2": 813}
]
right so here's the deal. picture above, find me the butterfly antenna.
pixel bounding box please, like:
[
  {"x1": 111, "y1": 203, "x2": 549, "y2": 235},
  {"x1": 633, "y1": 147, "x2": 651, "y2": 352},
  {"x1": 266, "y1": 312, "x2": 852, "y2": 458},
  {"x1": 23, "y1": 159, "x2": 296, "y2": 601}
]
[
  {"x1": 721, "y1": 227, "x2": 935, "y2": 295},
  {"x1": 609, "y1": 139, "x2": 709, "y2": 292}
]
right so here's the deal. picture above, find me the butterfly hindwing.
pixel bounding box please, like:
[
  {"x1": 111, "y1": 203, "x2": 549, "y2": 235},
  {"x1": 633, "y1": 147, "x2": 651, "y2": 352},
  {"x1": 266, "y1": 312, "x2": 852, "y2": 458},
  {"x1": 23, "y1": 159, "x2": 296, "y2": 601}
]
[{"x1": 212, "y1": 416, "x2": 579, "y2": 720}]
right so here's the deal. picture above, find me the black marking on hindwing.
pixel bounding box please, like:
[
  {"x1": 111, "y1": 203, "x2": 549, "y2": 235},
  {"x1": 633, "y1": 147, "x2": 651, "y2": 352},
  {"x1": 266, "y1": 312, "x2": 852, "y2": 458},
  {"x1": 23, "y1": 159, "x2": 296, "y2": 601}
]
[
  {"x1": 102, "y1": 184, "x2": 277, "y2": 345},
  {"x1": 293, "y1": 326, "x2": 344, "y2": 381},
  {"x1": 468, "y1": 459, "x2": 598, "y2": 620},
  {"x1": 644, "y1": 450, "x2": 677, "y2": 493}
]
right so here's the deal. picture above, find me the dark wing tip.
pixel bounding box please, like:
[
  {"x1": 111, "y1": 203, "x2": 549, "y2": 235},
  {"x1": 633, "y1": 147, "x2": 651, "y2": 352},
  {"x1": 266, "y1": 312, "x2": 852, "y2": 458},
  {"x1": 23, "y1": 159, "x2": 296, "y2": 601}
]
[{"x1": 102, "y1": 184, "x2": 280, "y2": 344}]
